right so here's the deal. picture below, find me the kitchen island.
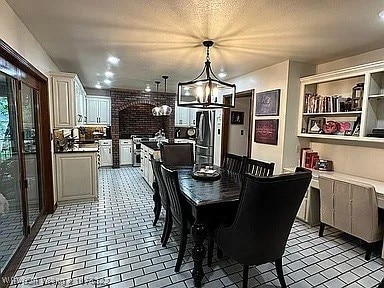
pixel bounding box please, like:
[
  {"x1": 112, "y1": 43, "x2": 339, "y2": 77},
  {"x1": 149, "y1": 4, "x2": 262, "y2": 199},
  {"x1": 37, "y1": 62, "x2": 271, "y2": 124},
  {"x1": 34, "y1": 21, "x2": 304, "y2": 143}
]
[
  {"x1": 140, "y1": 142, "x2": 161, "y2": 187},
  {"x1": 55, "y1": 146, "x2": 99, "y2": 203}
]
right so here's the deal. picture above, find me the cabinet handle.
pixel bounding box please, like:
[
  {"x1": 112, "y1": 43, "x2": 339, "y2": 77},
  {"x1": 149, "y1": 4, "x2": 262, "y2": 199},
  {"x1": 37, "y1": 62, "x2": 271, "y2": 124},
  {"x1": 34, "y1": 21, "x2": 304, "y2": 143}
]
[{"x1": 109, "y1": 148, "x2": 111, "y2": 153}]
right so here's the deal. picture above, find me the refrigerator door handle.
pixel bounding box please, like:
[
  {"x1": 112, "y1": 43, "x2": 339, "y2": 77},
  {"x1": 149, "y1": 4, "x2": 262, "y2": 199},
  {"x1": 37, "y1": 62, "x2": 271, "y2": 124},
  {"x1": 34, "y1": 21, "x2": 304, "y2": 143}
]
[{"x1": 195, "y1": 145, "x2": 209, "y2": 149}]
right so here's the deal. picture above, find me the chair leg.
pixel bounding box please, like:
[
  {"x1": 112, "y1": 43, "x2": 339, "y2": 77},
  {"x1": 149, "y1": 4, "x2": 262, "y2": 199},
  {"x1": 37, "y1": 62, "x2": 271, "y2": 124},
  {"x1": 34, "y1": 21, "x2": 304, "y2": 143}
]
[
  {"x1": 161, "y1": 209, "x2": 169, "y2": 244},
  {"x1": 275, "y1": 257, "x2": 286, "y2": 288},
  {"x1": 242, "y1": 264, "x2": 249, "y2": 288},
  {"x1": 162, "y1": 213, "x2": 173, "y2": 247},
  {"x1": 217, "y1": 247, "x2": 223, "y2": 259},
  {"x1": 175, "y1": 226, "x2": 188, "y2": 272},
  {"x1": 319, "y1": 222, "x2": 325, "y2": 237},
  {"x1": 207, "y1": 239, "x2": 214, "y2": 267},
  {"x1": 152, "y1": 192, "x2": 161, "y2": 226},
  {"x1": 365, "y1": 242, "x2": 374, "y2": 260}
]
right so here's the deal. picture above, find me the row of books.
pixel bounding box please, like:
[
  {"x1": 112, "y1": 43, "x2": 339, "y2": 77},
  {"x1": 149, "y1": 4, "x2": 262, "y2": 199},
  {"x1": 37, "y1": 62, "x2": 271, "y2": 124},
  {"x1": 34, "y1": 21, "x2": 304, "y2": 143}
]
[
  {"x1": 304, "y1": 93, "x2": 350, "y2": 113},
  {"x1": 300, "y1": 148, "x2": 319, "y2": 169}
]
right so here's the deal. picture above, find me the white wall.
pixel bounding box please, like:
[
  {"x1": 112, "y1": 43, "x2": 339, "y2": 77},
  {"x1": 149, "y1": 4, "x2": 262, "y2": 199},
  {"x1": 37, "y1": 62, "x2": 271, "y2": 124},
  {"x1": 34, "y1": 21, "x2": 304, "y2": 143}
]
[
  {"x1": 0, "y1": 0, "x2": 58, "y2": 75},
  {"x1": 228, "y1": 97, "x2": 251, "y2": 156}
]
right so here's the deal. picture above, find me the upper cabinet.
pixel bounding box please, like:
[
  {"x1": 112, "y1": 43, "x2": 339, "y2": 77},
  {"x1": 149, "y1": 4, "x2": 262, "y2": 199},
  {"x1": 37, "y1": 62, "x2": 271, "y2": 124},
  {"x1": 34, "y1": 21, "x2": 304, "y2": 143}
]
[
  {"x1": 51, "y1": 72, "x2": 86, "y2": 128},
  {"x1": 298, "y1": 61, "x2": 384, "y2": 143},
  {"x1": 86, "y1": 95, "x2": 111, "y2": 125},
  {"x1": 175, "y1": 105, "x2": 197, "y2": 127}
]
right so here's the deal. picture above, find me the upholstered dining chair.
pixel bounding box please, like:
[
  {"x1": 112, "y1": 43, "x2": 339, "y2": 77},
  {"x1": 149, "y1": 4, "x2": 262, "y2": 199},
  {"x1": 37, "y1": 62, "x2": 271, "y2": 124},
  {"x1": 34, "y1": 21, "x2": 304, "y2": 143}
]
[
  {"x1": 243, "y1": 157, "x2": 274, "y2": 177},
  {"x1": 150, "y1": 157, "x2": 173, "y2": 247},
  {"x1": 212, "y1": 167, "x2": 311, "y2": 288},
  {"x1": 160, "y1": 143, "x2": 194, "y2": 167},
  {"x1": 161, "y1": 165, "x2": 195, "y2": 272},
  {"x1": 223, "y1": 153, "x2": 246, "y2": 176}
]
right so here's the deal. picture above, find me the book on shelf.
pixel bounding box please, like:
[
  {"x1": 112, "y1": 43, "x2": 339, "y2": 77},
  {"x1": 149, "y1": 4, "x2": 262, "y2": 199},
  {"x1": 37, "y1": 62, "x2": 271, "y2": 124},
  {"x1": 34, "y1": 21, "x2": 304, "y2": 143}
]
[
  {"x1": 305, "y1": 151, "x2": 319, "y2": 168},
  {"x1": 304, "y1": 93, "x2": 350, "y2": 113},
  {"x1": 300, "y1": 148, "x2": 311, "y2": 167}
]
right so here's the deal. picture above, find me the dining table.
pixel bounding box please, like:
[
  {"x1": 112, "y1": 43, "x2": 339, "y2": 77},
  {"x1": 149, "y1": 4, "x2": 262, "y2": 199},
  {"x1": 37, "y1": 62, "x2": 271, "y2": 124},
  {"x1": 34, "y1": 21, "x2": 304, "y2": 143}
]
[{"x1": 175, "y1": 165, "x2": 242, "y2": 287}]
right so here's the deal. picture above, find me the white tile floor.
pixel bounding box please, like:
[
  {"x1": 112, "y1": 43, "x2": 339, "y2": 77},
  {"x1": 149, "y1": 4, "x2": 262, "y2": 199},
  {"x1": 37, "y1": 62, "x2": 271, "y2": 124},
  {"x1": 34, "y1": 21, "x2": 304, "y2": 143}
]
[{"x1": 6, "y1": 167, "x2": 384, "y2": 287}]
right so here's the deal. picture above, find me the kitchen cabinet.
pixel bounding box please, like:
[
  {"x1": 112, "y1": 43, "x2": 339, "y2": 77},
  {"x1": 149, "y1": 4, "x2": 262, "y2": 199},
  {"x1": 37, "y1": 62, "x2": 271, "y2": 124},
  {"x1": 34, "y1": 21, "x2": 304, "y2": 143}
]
[
  {"x1": 298, "y1": 60, "x2": 384, "y2": 143},
  {"x1": 175, "y1": 105, "x2": 197, "y2": 126},
  {"x1": 141, "y1": 143, "x2": 161, "y2": 187},
  {"x1": 51, "y1": 72, "x2": 86, "y2": 128},
  {"x1": 119, "y1": 139, "x2": 133, "y2": 165},
  {"x1": 99, "y1": 140, "x2": 112, "y2": 167},
  {"x1": 86, "y1": 95, "x2": 111, "y2": 125},
  {"x1": 55, "y1": 152, "x2": 98, "y2": 202}
]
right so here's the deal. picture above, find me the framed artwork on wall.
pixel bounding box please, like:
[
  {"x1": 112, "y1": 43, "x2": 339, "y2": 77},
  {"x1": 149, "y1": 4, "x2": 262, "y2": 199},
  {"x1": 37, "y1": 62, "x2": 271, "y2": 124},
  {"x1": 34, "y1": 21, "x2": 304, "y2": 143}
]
[
  {"x1": 230, "y1": 111, "x2": 244, "y2": 125},
  {"x1": 255, "y1": 89, "x2": 280, "y2": 116},
  {"x1": 254, "y1": 119, "x2": 279, "y2": 145}
]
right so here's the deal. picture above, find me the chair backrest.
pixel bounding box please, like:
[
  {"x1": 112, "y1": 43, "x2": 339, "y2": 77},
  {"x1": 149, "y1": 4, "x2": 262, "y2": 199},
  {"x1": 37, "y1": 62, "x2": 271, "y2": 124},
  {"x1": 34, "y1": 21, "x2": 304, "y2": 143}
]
[
  {"x1": 319, "y1": 175, "x2": 382, "y2": 242},
  {"x1": 151, "y1": 157, "x2": 169, "y2": 209},
  {"x1": 161, "y1": 143, "x2": 194, "y2": 167},
  {"x1": 243, "y1": 158, "x2": 274, "y2": 177},
  {"x1": 223, "y1": 153, "x2": 246, "y2": 175},
  {"x1": 160, "y1": 165, "x2": 187, "y2": 226},
  {"x1": 224, "y1": 167, "x2": 311, "y2": 265}
]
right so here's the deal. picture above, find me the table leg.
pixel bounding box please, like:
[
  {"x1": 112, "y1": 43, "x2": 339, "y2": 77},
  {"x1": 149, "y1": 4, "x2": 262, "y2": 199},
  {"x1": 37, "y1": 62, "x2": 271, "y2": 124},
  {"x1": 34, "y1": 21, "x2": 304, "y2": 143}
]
[{"x1": 191, "y1": 218, "x2": 207, "y2": 287}]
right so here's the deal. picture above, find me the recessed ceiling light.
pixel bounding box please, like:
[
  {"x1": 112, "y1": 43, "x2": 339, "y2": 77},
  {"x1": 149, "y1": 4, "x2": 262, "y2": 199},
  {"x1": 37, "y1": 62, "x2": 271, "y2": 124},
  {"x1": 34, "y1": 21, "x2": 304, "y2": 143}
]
[
  {"x1": 145, "y1": 84, "x2": 151, "y2": 92},
  {"x1": 95, "y1": 83, "x2": 102, "y2": 89},
  {"x1": 104, "y1": 79, "x2": 112, "y2": 85},
  {"x1": 218, "y1": 69, "x2": 227, "y2": 78},
  {"x1": 380, "y1": 10, "x2": 384, "y2": 20},
  {"x1": 105, "y1": 71, "x2": 114, "y2": 78},
  {"x1": 107, "y1": 56, "x2": 120, "y2": 65}
]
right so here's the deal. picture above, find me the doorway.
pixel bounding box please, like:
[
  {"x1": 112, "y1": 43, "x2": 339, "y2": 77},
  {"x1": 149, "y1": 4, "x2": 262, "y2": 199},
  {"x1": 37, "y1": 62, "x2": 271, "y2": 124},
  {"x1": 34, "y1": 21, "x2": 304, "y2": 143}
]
[{"x1": 221, "y1": 90, "x2": 254, "y2": 164}]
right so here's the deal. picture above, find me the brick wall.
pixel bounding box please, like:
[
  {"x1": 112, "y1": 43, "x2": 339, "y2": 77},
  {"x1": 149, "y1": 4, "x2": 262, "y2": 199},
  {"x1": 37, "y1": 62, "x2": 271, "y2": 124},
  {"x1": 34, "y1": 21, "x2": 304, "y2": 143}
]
[{"x1": 110, "y1": 89, "x2": 175, "y2": 168}]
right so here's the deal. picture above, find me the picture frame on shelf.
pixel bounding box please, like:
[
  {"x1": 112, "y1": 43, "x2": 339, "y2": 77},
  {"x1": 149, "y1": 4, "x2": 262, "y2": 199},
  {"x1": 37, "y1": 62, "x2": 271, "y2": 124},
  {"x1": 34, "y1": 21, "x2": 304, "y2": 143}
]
[
  {"x1": 254, "y1": 119, "x2": 279, "y2": 145},
  {"x1": 344, "y1": 130, "x2": 353, "y2": 136},
  {"x1": 307, "y1": 117, "x2": 325, "y2": 134},
  {"x1": 230, "y1": 111, "x2": 244, "y2": 125},
  {"x1": 255, "y1": 89, "x2": 280, "y2": 116}
]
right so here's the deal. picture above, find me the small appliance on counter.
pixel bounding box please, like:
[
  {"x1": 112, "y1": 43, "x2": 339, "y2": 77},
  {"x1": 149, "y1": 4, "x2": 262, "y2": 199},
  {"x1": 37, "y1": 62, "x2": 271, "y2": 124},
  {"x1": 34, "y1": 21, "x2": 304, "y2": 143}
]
[{"x1": 315, "y1": 159, "x2": 333, "y2": 171}]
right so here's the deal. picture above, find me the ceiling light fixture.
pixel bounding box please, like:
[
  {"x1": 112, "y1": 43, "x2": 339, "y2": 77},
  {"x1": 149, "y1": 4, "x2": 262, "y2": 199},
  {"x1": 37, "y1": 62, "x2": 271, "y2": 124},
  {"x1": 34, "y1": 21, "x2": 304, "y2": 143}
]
[
  {"x1": 95, "y1": 83, "x2": 102, "y2": 89},
  {"x1": 218, "y1": 69, "x2": 227, "y2": 78},
  {"x1": 104, "y1": 79, "x2": 112, "y2": 85},
  {"x1": 177, "y1": 40, "x2": 236, "y2": 109},
  {"x1": 379, "y1": 10, "x2": 384, "y2": 20},
  {"x1": 152, "y1": 76, "x2": 172, "y2": 116},
  {"x1": 145, "y1": 84, "x2": 151, "y2": 92},
  {"x1": 105, "y1": 71, "x2": 114, "y2": 78},
  {"x1": 107, "y1": 56, "x2": 120, "y2": 65}
]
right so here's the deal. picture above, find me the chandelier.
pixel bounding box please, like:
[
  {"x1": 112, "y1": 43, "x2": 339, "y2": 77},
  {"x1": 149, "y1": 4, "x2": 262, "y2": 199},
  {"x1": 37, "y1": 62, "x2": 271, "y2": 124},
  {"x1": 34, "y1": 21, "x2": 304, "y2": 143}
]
[
  {"x1": 177, "y1": 40, "x2": 236, "y2": 109},
  {"x1": 152, "y1": 76, "x2": 172, "y2": 116}
]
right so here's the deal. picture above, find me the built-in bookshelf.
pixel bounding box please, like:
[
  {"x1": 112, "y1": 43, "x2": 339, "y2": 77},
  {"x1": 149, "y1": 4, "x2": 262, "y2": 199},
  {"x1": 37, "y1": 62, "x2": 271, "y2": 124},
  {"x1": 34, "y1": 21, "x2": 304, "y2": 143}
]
[{"x1": 298, "y1": 61, "x2": 384, "y2": 142}]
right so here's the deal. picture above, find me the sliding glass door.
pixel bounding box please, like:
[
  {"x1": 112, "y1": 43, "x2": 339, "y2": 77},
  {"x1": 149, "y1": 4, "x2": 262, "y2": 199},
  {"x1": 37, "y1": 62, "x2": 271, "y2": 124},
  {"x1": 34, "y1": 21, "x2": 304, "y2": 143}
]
[
  {"x1": 20, "y1": 83, "x2": 41, "y2": 227},
  {"x1": 0, "y1": 73, "x2": 24, "y2": 272}
]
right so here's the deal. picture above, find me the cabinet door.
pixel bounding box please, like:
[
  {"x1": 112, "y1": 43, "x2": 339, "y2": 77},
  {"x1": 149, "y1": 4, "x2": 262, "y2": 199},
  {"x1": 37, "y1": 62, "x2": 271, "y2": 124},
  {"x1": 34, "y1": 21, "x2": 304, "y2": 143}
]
[
  {"x1": 120, "y1": 146, "x2": 132, "y2": 165},
  {"x1": 75, "y1": 81, "x2": 85, "y2": 125},
  {"x1": 189, "y1": 108, "x2": 197, "y2": 126},
  {"x1": 86, "y1": 98, "x2": 99, "y2": 124},
  {"x1": 55, "y1": 153, "x2": 97, "y2": 201},
  {"x1": 98, "y1": 98, "x2": 111, "y2": 125},
  {"x1": 175, "y1": 106, "x2": 190, "y2": 126},
  {"x1": 99, "y1": 146, "x2": 112, "y2": 167},
  {"x1": 52, "y1": 76, "x2": 75, "y2": 128}
]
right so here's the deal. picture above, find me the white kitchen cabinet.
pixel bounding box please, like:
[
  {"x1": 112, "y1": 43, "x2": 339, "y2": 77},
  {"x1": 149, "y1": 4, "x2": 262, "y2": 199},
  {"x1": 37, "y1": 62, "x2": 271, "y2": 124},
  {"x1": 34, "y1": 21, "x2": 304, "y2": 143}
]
[
  {"x1": 119, "y1": 139, "x2": 133, "y2": 165},
  {"x1": 189, "y1": 108, "x2": 197, "y2": 126},
  {"x1": 99, "y1": 140, "x2": 112, "y2": 167},
  {"x1": 51, "y1": 72, "x2": 86, "y2": 128},
  {"x1": 175, "y1": 105, "x2": 198, "y2": 127},
  {"x1": 140, "y1": 143, "x2": 161, "y2": 187},
  {"x1": 86, "y1": 95, "x2": 111, "y2": 125},
  {"x1": 55, "y1": 152, "x2": 98, "y2": 202}
]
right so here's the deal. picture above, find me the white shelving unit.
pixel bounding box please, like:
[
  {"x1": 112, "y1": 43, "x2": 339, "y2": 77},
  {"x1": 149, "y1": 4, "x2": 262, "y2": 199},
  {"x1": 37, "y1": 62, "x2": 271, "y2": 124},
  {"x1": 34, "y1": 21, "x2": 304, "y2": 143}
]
[{"x1": 298, "y1": 61, "x2": 384, "y2": 143}]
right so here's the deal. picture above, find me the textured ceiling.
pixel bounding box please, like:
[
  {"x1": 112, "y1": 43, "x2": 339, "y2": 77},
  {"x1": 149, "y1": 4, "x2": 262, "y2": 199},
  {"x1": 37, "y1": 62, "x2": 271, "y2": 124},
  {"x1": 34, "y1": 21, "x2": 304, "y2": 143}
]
[{"x1": 6, "y1": 0, "x2": 384, "y2": 92}]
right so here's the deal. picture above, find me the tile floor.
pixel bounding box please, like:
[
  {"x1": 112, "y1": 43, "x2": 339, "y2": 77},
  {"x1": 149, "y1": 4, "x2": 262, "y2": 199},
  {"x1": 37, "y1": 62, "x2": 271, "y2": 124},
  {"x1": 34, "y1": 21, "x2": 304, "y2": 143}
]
[{"x1": 6, "y1": 167, "x2": 384, "y2": 287}]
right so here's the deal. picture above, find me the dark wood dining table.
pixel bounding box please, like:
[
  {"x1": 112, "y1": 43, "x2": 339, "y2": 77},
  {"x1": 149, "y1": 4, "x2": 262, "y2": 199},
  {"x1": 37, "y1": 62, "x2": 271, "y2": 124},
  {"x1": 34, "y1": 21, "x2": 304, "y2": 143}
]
[{"x1": 175, "y1": 165, "x2": 242, "y2": 287}]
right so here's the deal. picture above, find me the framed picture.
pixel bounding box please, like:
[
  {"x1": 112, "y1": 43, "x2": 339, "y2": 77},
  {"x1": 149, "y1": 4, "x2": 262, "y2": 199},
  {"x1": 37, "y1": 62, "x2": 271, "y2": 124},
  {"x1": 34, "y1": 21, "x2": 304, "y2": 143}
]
[
  {"x1": 307, "y1": 117, "x2": 325, "y2": 134},
  {"x1": 254, "y1": 119, "x2": 279, "y2": 145},
  {"x1": 255, "y1": 89, "x2": 280, "y2": 116},
  {"x1": 231, "y1": 111, "x2": 244, "y2": 125}
]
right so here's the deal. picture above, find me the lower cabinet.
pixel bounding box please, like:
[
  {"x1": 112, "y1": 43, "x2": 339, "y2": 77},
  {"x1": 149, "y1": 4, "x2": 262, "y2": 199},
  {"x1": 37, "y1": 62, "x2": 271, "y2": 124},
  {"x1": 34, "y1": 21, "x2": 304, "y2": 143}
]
[
  {"x1": 296, "y1": 187, "x2": 320, "y2": 226},
  {"x1": 99, "y1": 140, "x2": 112, "y2": 167},
  {"x1": 55, "y1": 152, "x2": 98, "y2": 202},
  {"x1": 141, "y1": 145, "x2": 160, "y2": 187},
  {"x1": 119, "y1": 139, "x2": 133, "y2": 165}
]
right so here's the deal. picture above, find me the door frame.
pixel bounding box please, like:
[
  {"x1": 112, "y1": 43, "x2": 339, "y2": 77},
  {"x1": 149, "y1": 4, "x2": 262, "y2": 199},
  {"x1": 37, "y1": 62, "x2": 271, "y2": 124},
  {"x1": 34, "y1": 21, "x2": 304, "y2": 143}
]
[{"x1": 221, "y1": 89, "x2": 255, "y2": 165}]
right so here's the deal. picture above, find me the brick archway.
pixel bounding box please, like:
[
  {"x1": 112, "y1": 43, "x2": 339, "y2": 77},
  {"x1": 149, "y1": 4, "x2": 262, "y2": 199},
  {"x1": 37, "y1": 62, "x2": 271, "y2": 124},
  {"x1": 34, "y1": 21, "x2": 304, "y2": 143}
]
[{"x1": 119, "y1": 100, "x2": 159, "y2": 112}]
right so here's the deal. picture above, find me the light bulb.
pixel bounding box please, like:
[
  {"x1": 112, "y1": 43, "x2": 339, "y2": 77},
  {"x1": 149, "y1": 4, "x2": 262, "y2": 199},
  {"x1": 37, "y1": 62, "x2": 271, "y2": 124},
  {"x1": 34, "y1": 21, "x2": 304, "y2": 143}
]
[
  {"x1": 104, "y1": 79, "x2": 112, "y2": 85},
  {"x1": 107, "y1": 56, "x2": 120, "y2": 65},
  {"x1": 145, "y1": 85, "x2": 151, "y2": 92},
  {"x1": 105, "y1": 71, "x2": 114, "y2": 78},
  {"x1": 95, "y1": 83, "x2": 102, "y2": 89},
  {"x1": 196, "y1": 86, "x2": 203, "y2": 102}
]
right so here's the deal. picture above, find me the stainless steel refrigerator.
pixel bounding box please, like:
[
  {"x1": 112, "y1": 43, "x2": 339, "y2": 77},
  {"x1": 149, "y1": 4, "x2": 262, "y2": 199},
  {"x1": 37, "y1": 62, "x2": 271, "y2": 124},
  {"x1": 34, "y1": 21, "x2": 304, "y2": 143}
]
[{"x1": 195, "y1": 110, "x2": 215, "y2": 165}]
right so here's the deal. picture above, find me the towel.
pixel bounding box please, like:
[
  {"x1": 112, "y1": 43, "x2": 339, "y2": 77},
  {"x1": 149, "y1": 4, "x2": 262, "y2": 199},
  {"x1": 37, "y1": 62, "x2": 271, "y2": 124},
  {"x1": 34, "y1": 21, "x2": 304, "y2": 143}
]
[{"x1": 0, "y1": 193, "x2": 9, "y2": 214}]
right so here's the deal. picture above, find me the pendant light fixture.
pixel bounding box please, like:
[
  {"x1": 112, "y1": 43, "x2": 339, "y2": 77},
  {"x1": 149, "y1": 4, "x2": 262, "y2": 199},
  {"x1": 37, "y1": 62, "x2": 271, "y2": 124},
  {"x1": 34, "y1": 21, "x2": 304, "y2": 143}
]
[
  {"x1": 151, "y1": 76, "x2": 172, "y2": 116},
  {"x1": 177, "y1": 40, "x2": 236, "y2": 109}
]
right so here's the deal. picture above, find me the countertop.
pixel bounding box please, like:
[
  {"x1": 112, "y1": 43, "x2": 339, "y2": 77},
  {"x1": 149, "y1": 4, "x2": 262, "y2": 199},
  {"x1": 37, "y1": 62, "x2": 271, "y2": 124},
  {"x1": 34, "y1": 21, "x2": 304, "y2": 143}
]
[
  {"x1": 141, "y1": 141, "x2": 161, "y2": 150},
  {"x1": 55, "y1": 146, "x2": 98, "y2": 153}
]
